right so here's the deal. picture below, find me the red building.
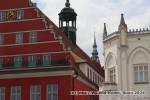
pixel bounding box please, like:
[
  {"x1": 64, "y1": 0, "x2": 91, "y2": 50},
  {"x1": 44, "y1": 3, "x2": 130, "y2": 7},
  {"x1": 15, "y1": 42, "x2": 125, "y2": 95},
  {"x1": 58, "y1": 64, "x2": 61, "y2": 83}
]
[{"x1": 0, "y1": 0, "x2": 104, "y2": 100}]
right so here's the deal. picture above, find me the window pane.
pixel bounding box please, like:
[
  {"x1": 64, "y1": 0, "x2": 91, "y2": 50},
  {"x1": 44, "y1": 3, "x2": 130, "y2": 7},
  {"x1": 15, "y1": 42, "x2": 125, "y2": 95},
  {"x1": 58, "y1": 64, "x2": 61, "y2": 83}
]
[
  {"x1": 0, "y1": 58, "x2": 3, "y2": 69},
  {"x1": 134, "y1": 64, "x2": 149, "y2": 83},
  {"x1": 110, "y1": 68, "x2": 116, "y2": 82},
  {"x1": 30, "y1": 85, "x2": 41, "y2": 100},
  {"x1": 43, "y1": 54, "x2": 50, "y2": 65},
  {"x1": 0, "y1": 35, "x2": 4, "y2": 45},
  {"x1": 28, "y1": 55, "x2": 36, "y2": 67},
  {"x1": 0, "y1": 87, "x2": 5, "y2": 100},
  {"x1": 16, "y1": 33, "x2": 23, "y2": 44},
  {"x1": 11, "y1": 86, "x2": 21, "y2": 100},
  {"x1": 144, "y1": 66, "x2": 148, "y2": 70},
  {"x1": 17, "y1": 10, "x2": 24, "y2": 20},
  {"x1": 47, "y1": 84, "x2": 58, "y2": 100},
  {"x1": 14, "y1": 56, "x2": 22, "y2": 68},
  {"x1": 29, "y1": 32, "x2": 37, "y2": 43}
]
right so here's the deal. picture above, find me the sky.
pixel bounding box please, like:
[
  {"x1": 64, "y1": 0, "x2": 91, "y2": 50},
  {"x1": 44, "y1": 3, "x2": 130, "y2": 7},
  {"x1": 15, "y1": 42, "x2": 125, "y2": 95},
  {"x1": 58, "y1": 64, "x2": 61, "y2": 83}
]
[{"x1": 31, "y1": 0, "x2": 150, "y2": 65}]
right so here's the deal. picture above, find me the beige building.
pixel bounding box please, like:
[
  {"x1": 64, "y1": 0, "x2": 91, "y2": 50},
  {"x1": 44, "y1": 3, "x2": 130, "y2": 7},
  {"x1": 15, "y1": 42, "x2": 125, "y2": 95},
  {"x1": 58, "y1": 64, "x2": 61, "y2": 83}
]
[{"x1": 100, "y1": 14, "x2": 150, "y2": 100}]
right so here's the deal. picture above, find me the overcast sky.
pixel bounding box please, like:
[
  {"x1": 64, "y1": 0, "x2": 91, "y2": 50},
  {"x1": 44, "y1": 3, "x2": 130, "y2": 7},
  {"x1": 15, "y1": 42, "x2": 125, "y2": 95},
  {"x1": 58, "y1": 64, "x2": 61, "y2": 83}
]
[{"x1": 31, "y1": 0, "x2": 150, "y2": 65}]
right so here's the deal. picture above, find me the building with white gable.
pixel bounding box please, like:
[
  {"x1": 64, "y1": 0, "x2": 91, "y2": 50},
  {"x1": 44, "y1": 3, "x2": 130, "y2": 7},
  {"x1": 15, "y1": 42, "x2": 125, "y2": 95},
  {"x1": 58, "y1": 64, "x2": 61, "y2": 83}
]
[{"x1": 101, "y1": 14, "x2": 150, "y2": 100}]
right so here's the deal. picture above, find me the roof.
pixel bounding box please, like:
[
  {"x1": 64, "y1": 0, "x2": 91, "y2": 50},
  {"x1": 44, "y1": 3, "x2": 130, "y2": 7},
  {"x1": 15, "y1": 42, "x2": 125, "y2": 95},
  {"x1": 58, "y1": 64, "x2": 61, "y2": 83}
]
[{"x1": 36, "y1": 7, "x2": 104, "y2": 77}]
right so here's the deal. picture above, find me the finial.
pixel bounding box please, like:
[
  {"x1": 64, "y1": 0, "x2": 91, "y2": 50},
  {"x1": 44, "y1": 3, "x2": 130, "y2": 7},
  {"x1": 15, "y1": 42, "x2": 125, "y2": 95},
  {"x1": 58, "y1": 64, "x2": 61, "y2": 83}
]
[
  {"x1": 120, "y1": 13, "x2": 125, "y2": 25},
  {"x1": 103, "y1": 23, "x2": 108, "y2": 39},
  {"x1": 119, "y1": 13, "x2": 127, "y2": 31},
  {"x1": 65, "y1": 0, "x2": 70, "y2": 7}
]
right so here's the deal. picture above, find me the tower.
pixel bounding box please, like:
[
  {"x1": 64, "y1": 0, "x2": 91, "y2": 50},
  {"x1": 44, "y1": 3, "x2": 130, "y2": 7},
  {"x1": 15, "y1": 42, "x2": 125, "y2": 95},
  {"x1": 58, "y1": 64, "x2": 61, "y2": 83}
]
[
  {"x1": 59, "y1": 0, "x2": 77, "y2": 45},
  {"x1": 91, "y1": 33, "x2": 99, "y2": 62}
]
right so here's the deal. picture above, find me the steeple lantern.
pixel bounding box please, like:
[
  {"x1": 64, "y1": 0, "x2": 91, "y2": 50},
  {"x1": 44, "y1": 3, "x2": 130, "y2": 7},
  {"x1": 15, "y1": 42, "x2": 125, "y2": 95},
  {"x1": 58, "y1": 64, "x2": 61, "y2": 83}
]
[{"x1": 59, "y1": 0, "x2": 77, "y2": 45}]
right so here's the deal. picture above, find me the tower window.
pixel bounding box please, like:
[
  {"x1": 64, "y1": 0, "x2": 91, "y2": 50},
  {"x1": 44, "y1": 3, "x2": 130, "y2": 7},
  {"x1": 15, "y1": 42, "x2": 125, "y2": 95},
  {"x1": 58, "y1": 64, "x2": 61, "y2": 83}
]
[
  {"x1": 43, "y1": 54, "x2": 51, "y2": 65},
  {"x1": 14, "y1": 56, "x2": 22, "y2": 68},
  {"x1": 30, "y1": 85, "x2": 41, "y2": 100},
  {"x1": 0, "y1": 35, "x2": 4, "y2": 45},
  {"x1": 29, "y1": 32, "x2": 37, "y2": 43},
  {"x1": 47, "y1": 84, "x2": 58, "y2": 100},
  {"x1": 16, "y1": 10, "x2": 24, "y2": 20},
  {"x1": 0, "y1": 87, "x2": 5, "y2": 100},
  {"x1": 134, "y1": 64, "x2": 148, "y2": 83},
  {"x1": 109, "y1": 68, "x2": 116, "y2": 83},
  {"x1": 11, "y1": 86, "x2": 21, "y2": 100},
  {"x1": 16, "y1": 32, "x2": 23, "y2": 44},
  {"x1": 28, "y1": 55, "x2": 36, "y2": 67}
]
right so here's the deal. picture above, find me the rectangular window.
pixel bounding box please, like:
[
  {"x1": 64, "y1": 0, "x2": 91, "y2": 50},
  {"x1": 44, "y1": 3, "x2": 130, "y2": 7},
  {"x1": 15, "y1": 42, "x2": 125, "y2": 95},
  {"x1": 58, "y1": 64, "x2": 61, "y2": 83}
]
[
  {"x1": 134, "y1": 64, "x2": 148, "y2": 83},
  {"x1": 87, "y1": 68, "x2": 89, "y2": 79},
  {"x1": 16, "y1": 33, "x2": 23, "y2": 44},
  {"x1": 110, "y1": 68, "x2": 116, "y2": 83},
  {"x1": 29, "y1": 32, "x2": 37, "y2": 43},
  {"x1": 0, "y1": 87, "x2": 5, "y2": 100},
  {"x1": 0, "y1": 11, "x2": 6, "y2": 22},
  {"x1": 0, "y1": 11, "x2": 3, "y2": 22},
  {"x1": 28, "y1": 55, "x2": 36, "y2": 67},
  {"x1": 16, "y1": 10, "x2": 24, "y2": 20},
  {"x1": 0, "y1": 35, "x2": 4, "y2": 45},
  {"x1": 90, "y1": 70, "x2": 92, "y2": 80},
  {"x1": 30, "y1": 85, "x2": 41, "y2": 100},
  {"x1": 43, "y1": 54, "x2": 50, "y2": 65},
  {"x1": 47, "y1": 84, "x2": 58, "y2": 100},
  {"x1": 93, "y1": 72, "x2": 94, "y2": 82},
  {"x1": 14, "y1": 56, "x2": 22, "y2": 68},
  {"x1": 0, "y1": 58, "x2": 3, "y2": 69},
  {"x1": 11, "y1": 86, "x2": 21, "y2": 100}
]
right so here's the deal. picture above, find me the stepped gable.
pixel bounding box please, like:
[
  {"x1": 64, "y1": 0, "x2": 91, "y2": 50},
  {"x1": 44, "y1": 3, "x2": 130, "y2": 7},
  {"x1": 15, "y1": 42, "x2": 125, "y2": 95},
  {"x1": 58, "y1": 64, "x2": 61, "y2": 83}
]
[
  {"x1": 35, "y1": 5, "x2": 104, "y2": 77},
  {"x1": 0, "y1": 1, "x2": 103, "y2": 78}
]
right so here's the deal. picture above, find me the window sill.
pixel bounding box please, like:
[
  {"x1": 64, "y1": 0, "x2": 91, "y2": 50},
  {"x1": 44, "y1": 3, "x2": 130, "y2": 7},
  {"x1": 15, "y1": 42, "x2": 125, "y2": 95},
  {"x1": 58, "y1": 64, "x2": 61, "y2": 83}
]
[{"x1": 134, "y1": 82, "x2": 149, "y2": 84}]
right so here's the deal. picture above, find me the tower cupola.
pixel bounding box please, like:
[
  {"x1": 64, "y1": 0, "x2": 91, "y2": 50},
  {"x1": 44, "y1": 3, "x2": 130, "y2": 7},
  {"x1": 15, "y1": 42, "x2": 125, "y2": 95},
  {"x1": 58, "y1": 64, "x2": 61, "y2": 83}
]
[{"x1": 59, "y1": 0, "x2": 77, "y2": 45}]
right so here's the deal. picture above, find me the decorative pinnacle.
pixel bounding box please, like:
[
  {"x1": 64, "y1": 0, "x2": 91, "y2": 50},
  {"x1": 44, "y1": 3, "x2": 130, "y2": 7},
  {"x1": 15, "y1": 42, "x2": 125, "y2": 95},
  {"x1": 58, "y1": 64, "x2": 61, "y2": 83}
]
[
  {"x1": 120, "y1": 14, "x2": 125, "y2": 25},
  {"x1": 120, "y1": 13, "x2": 127, "y2": 27},
  {"x1": 65, "y1": 0, "x2": 70, "y2": 7},
  {"x1": 103, "y1": 23, "x2": 108, "y2": 39},
  {"x1": 119, "y1": 13, "x2": 127, "y2": 31}
]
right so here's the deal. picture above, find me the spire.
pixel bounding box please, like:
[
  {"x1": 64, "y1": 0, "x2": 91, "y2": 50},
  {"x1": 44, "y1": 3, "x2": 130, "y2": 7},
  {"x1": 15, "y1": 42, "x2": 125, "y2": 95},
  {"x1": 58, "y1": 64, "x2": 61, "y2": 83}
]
[
  {"x1": 65, "y1": 0, "x2": 70, "y2": 7},
  {"x1": 93, "y1": 33, "x2": 97, "y2": 48},
  {"x1": 103, "y1": 23, "x2": 107, "y2": 39},
  {"x1": 91, "y1": 33, "x2": 99, "y2": 62},
  {"x1": 119, "y1": 13, "x2": 127, "y2": 31}
]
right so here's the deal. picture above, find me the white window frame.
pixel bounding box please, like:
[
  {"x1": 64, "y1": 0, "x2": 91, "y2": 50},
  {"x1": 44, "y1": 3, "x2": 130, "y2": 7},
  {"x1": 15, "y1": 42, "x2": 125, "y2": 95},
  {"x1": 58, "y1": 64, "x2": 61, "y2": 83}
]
[
  {"x1": 11, "y1": 86, "x2": 21, "y2": 100},
  {"x1": 134, "y1": 64, "x2": 149, "y2": 83},
  {"x1": 28, "y1": 55, "x2": 36, "y2": 66},
  {"x1": 47, "y1": 84, "x2": 58, "y2": 100},
  {"x1": 0, "y1": 87, "x2": 5, "y2": 100},
  {"x1": 16, "y1": 32, "x2": 23, "y2": 44},
  {"x1": 29, "y1": 32, "x2": 37, "y2": 43},
  {"x1": 16, "y1": 10, "x2": 24, "y2": 20},
  {"x1": 109, "y1": 67, "x2": 116, "y2": 83},
  {"x1": 0, "y1": 35, "x2": 4, "y2": 45},
  {"x1": 30, "y1": 85, "x2": 41, "y2": 100},
  {"x1": 14, "y1": 56, "x2": 22, "y2": 67},
  {"x1": 43, "y1": 54, "x2": 51, "y2": 65}
]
